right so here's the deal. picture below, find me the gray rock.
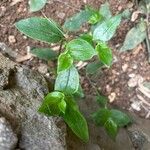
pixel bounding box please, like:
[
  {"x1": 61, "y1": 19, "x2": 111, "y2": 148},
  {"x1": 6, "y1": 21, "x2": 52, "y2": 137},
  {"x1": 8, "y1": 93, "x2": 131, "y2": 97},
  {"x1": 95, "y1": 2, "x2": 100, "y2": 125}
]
[
  {"x1": 128, "y1": 130, "x2": 146, "y2": 150},
  {"x1": 0, "y1": 117, "x2": 18, "y2": 150},
  {"x1": 127, "y1": 113, "x2": 150, "y2": 150},
  {"x1": 0, "y1": 43, "x2": 18, "y2": 60},
  {"x1": 0, "y1": 53, "x2": 66, "y2": 150}
]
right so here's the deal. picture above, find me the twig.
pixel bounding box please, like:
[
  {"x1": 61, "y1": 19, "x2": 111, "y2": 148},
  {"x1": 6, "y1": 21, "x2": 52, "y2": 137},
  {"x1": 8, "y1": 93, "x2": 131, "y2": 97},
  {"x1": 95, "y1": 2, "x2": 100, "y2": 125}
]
[
  {"x1": 146, "y1": 32, "x2": 150, "y2": 63},
  {"x1": 58, "y1": 40, "x2": 63, "y2": 55},
  {"x1": 85, "y1": 73, "x2": 99, "y2": 95}
]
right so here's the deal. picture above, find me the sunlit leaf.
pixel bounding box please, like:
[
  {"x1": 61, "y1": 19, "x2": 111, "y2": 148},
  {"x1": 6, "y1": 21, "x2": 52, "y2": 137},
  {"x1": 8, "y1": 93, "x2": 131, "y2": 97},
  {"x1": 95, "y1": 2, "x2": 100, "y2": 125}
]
[
  {"x1": 66, "y1": 38, "x2": 96, "y2": 61},
  {"x1": 87, "y1": 6, "x2": 102, "y2": 24},
  {"x1": 16, "y1": 17, "x2": 64, "y2": 43},
  {"x1": 38, "y1": 91, "x2": 66, "y2": 116},
  {"x1": 96, "y1": 42, "x2": 113, "y2": 66},
  {"x1": 104, "y1": 118, "x2": 118, "y2": 140},
  {"x1": 93, "y1": 14, "x2": 122, "y2": 42},
  {"x1": 57, "y1": 52, "x2": 73, "y2": 72},
  {"x1": 55, "y1": 66, "x2": 79, "y2": 94}
]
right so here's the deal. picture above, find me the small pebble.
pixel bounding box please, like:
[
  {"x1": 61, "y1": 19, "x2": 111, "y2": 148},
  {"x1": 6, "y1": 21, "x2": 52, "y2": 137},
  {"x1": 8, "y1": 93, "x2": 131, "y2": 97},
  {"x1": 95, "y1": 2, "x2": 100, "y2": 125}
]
[
  {"x1": 132, "y1": 64, "x2": 138, "y2": 69},
  {"x1": 23, "y1": 36, "x2": 27, "y2": 39},
  {"x1": 8, "y1": 35, "x2": 16, "y2": 44},
  {"x1": 127, "y1": 2, "x2": 134, "y2": 8},
  {"x1": 106, "y1": 84, "x2": 112, "y2": 93},
  {"x1": 108, "y1": 92, "x2": 116, "y2": 103},
  {"x1": 118, "y1": 6, "x2": 122, "y2": 11},
  {"x1": 122, "y1": 64, "x2": 128, "y2": 72},
  {"x1": 128, "y1": 73, "x2": 136, "y2": 78},
  {"x1": 56, "y1": 12, "x2": 65, "y2": 19}
]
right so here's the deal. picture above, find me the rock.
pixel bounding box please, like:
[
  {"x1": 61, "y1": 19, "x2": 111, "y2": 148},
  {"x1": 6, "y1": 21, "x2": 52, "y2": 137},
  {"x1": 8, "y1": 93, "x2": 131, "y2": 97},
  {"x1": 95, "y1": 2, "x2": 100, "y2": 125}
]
[
  {"x1": 0, "y1": 117, "x2": 18, "y2": 150},
  {"x1": 127, "y1": 113, "x2": 150, "y2": 150},
  {"x1": 0, "y1": 43, "x2": 18, "y2": 60},
  {"x1": 0, "y1": 52, "x2": 66, "y2": 150},
  {"x1": 128, "y1": 130, "x2": 146, "y2": 149},
  {"x1": 38, "y1": 64, "x2": 48, "y2": 74}
]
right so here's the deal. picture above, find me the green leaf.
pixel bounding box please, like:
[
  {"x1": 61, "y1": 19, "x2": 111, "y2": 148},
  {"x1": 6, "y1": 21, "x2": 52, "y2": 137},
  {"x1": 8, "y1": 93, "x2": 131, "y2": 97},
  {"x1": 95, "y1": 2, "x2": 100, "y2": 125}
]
[
  {"x1": 104, "y1": 118, "x2": 118, "y2": 140},
  {"x1": 62, "y1": 97, "x2": 89, "y2": 142},
  {"x1": 86, "y1": 61, "x2": 103, "y2": 74},
  {"x1": 57, "y1": 52, "x2": 73, "y2": 73},
  {"x1": 65, "y1": 96, "x2": 79, "y2": 111},
  {"x1": 58, "y1": 99, "x2": 67, "y2": 114},
  {"x1": 38, "y1": 91, "x2": 66, "y2": 116},
  {"x1": 73, "y1": 84, "x2": 85, "y2": 99},
  {"x1": 99, "y1": 2, "x2": 112, "y2": 19},
  {"x1": 93, "y1": 14, "x2": 122, "y2": 42},
  {"x1": 66, "y1": 39, "x2": 96, "y2": 61},
  {"x1": 15, "y1": 17, "x2": 64, "y2": 43},
  {"x1": 29, "y1": 0, "x2": 47, "y2": 12},
  {"x1": 120, "y1": 21, "x2": 146, "y2": 51},
  {"x1": 87, "y1": 7, "x2": 102, "y2": 24},
  {"x1": 96, "y1": 94, "x2": 108, "y2": 108},
  {"x1": 79, "y1": 33, "x2": 94, "y2": 46},
  {"x1": 110, "y1": 109, "x2": 132, "y2": 127},
  {"x1": 31, "y1": 48, "x2": 57, "y2": 61},
  {"x1": 92, "y1": 108, "x2": 111, "y2": 126},
  {"x1": 63, "y1": 9, "x2": 93, "y2": 31},
  {"x1": 121, "y1": 9, "x2": 131, "y2": 19},
  {"x1": 55, "y1": 66, "x2": 79, "y2": 94},
  {"x1": 96, "y1": 43, "x2": 113, "y2": 66}
]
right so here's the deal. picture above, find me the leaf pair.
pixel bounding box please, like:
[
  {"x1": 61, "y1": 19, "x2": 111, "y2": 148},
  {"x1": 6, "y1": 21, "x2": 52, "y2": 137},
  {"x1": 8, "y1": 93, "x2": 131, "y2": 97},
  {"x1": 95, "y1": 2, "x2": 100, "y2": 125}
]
[
  {"x1": 92, "y1": 108, "x2": 131, "y2": 139},
  {"x1": 39, "y1": 91, "x2": 66, "y2": 115},
  {"x1": 39, "y1": 92, "x2": 89, "y2": 142},
  {"x1": 57, "y1": 38, "x2": 96, "y2": 73}
]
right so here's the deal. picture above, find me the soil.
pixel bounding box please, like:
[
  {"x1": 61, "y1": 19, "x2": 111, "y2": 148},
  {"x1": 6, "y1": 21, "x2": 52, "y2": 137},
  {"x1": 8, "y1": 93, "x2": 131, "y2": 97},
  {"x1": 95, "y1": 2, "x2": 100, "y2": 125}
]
[{"x1": 0, "y1": 0, "x2": 150, "y2": 119}]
